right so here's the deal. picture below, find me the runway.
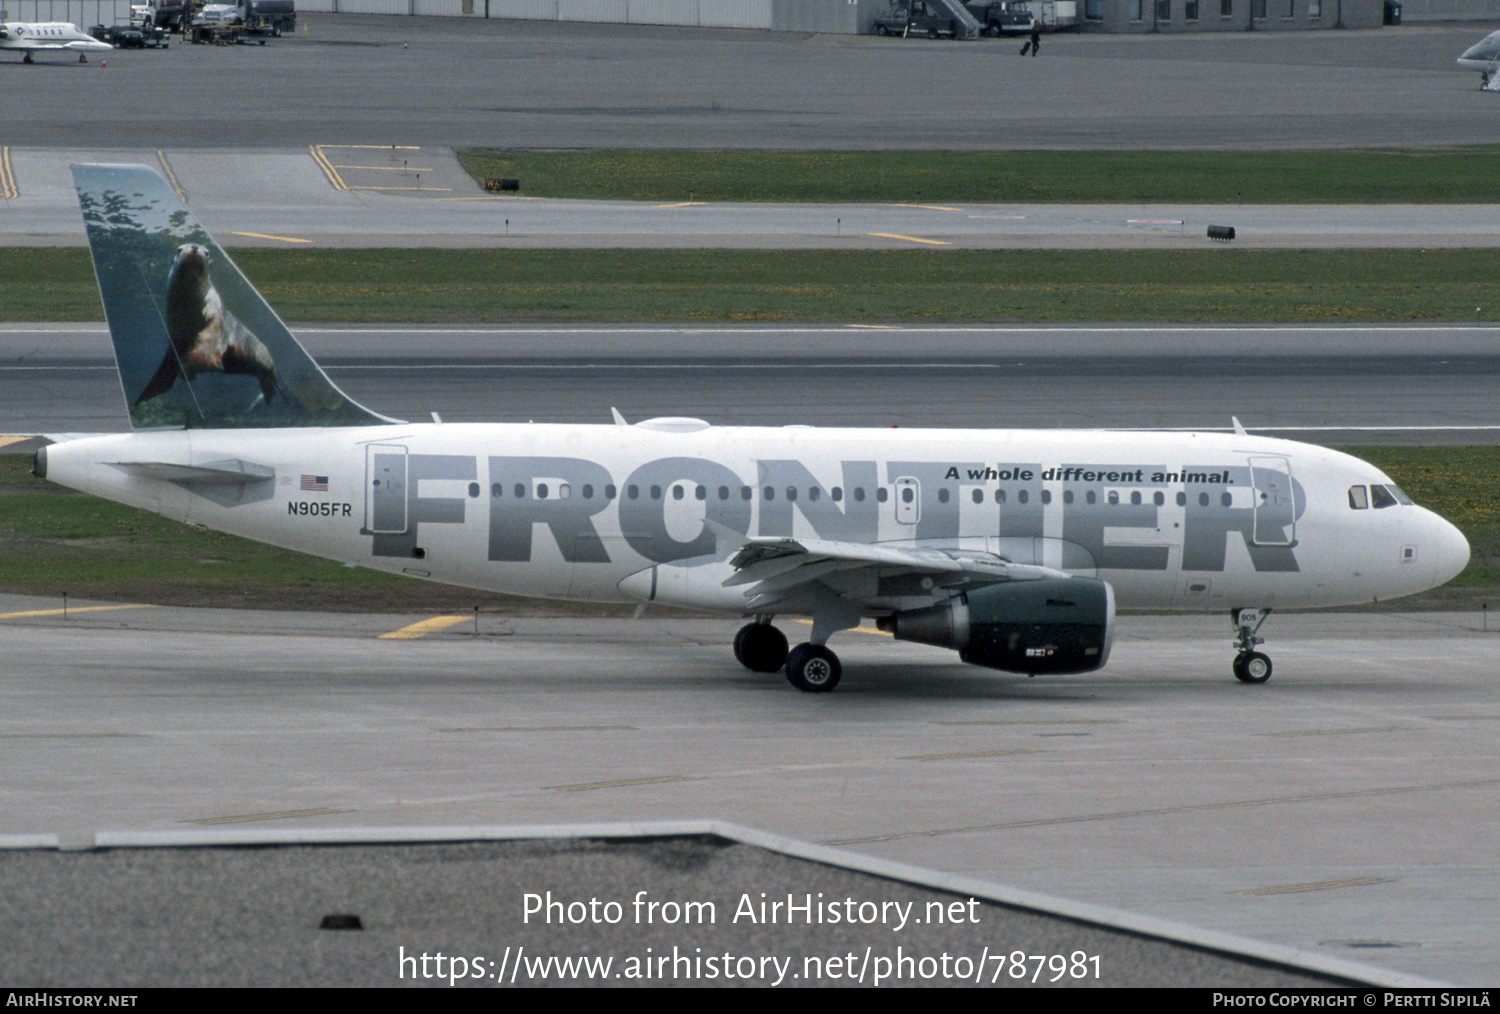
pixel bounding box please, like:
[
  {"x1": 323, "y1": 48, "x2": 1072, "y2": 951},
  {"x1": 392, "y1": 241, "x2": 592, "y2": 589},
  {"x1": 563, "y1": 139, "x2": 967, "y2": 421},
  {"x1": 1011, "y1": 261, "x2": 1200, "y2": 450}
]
[
  {"x1": 7, "y1": 323, "x2": 1497, "y2": 443},
  {"x1": 1, "y1": 595, "x2": 1493, "y2": 984}
]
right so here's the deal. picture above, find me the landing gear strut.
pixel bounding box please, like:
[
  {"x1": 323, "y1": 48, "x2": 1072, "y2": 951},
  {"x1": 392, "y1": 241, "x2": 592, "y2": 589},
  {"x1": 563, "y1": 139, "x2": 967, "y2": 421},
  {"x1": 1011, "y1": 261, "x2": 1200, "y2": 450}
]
[
  {"x1": 732, "y1": 618, "x2": 788, "y2": 674},
  {"x1": 1231, "y1": 607, "x2": 1273, "y2": 684}
]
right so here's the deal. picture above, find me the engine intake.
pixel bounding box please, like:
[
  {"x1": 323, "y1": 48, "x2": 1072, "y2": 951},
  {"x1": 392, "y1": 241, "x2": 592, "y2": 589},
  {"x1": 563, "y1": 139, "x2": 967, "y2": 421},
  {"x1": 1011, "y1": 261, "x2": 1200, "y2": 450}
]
[{"x1": 878, "y1": 577, "x2": 1115, "y2": 675}]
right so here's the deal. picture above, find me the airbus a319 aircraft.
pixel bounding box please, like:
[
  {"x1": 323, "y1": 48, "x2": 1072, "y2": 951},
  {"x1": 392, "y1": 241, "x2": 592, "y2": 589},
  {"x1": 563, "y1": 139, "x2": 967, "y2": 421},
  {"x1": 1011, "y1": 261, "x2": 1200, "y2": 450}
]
[
  {"x1": 0, "y1": 22, "x2": 112, "y2": 63},
  {"x1": 36, "y1": 164, "x2": 1470, "y2": 692}
]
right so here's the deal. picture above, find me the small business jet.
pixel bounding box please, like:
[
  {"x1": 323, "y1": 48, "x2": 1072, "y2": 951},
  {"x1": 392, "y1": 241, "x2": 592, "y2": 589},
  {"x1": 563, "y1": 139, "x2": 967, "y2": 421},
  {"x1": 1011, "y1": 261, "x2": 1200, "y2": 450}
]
[
  {"x1": 35, "y1": 164, "x2": 1471, "y2": 693},
  {"x1": 0, "y1": 21, "x2": 113, "y2": 62},
  {"x1": 1457, "y1": 29, "x2": 1500, "y2": 88}
]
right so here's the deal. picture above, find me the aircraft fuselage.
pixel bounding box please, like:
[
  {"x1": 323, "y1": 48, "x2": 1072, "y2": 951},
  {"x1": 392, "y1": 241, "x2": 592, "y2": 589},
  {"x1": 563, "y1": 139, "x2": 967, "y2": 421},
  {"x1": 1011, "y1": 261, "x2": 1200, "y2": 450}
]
[{"x1": 39, "y1": 422, "x2": 1466, "y2": 615}]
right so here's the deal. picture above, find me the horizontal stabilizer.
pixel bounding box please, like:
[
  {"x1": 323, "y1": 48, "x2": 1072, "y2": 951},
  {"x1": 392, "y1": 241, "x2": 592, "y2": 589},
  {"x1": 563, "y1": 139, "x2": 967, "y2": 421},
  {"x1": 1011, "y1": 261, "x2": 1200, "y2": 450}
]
[{"x1": 107, "y1": 458, "x2": 274, "y2": 485}]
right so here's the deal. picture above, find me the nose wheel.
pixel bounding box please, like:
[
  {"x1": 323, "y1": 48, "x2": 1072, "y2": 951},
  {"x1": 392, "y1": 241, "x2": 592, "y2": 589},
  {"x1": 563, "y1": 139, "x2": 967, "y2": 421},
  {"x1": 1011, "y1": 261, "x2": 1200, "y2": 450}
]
[
  {"x1": 1233, "y1": 650, "x2": 1272, "y2": 684},
  {"x1": 1231, "y1": 608, "x2": 1273, "y2": 684}
]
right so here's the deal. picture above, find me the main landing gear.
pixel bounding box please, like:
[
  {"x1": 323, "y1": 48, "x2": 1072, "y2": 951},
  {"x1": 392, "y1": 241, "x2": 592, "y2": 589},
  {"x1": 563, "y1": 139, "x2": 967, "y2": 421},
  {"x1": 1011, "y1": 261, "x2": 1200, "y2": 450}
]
[
  {"x1": 732, "y1": 616, "x2": 844, "y2": 693},
  {"x1": 1231, "y1": 607, "x2": 1273, "y2": 684},
  {"x1": 732, "y1": 618, "x2": 787, "y2": 674}
]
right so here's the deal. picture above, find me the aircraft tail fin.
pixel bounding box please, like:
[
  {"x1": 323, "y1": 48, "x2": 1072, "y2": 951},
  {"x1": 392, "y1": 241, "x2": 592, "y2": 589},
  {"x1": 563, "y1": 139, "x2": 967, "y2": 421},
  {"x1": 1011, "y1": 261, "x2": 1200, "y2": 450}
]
[{"x1": 72, "y1": 163, "x2": 395, "y2": 430}]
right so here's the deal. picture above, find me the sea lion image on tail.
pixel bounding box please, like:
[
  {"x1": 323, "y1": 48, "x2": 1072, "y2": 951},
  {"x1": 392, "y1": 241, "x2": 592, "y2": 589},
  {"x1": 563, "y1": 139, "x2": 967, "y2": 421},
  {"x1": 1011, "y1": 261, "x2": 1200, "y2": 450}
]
[{"x1": 135, "y1": 244, "x2": 280, "y2": 407}]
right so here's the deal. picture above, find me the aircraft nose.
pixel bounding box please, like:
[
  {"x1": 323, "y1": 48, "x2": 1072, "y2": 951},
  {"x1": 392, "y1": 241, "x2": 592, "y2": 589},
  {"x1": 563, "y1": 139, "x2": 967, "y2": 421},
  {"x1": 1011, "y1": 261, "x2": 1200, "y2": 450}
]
[{"x1": 1428, "y1": 512, "x2": 1470, "y2": 587}]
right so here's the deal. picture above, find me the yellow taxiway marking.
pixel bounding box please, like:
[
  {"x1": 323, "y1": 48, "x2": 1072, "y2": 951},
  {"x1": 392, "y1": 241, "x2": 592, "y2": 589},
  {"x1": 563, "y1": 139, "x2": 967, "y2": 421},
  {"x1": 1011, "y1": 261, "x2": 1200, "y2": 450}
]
[
  {"x1": 789, "y1": 619, "x2": 890, "y2": 638},
  {"x1": 652, "y1": 201, "x2": 708, "y2": 208},
  {"x1": 378, "y1": 615, "x2": 471, "y2": 640},
  {"x1": 190, "y1": 807, "x2": 352, "y2": 825},
  {"x1": 886, "y1": 203, "x2": 963, "y2": 212},
  {"x1": 155, "y1": 150, "x2": 187, "y2": 203},
  {"x1": 310, "y1": 145, "x2": 349, "y2": 191},
  {"x1": 1240, "y1": 877, "x2": 1392, "y2": 897},
  {"x1": 326, "y1": 144, "x2": 422, "y2": 150},
  {"x1": 548, "y1": 775, "x2": 691, "y2": 792},
  {"x1": 847, "y1": 324, "x2": 899, "y2": 329},
  {"x1": 0, "y1": 604, "x2": 155, "y2": 620},
  {"x1": 332, "y1": 164, "x2": 437, "y2": 172},
  {"x1": 348, "y1": 186, "x2": 453, "y2": 193},
  {"x1": 0, "y1": 147, "x2": 16, "y2": 199},
  {"x1": 229, "y1": 231, "x2": 313, "y2": 245},
  {"x1": 867, "y1": 232, "x2": 951, "y2": 247}
]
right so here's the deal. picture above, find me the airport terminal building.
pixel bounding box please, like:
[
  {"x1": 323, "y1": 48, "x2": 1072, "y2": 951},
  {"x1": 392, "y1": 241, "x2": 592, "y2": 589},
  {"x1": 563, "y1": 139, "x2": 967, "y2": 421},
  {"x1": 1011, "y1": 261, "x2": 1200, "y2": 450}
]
[
  {"x1": 264, "y1": 0, "x2": 1388, "y2": 31},
  {"x1": 1077, "y1": 0, "x2": 1383, "y2": 31},
  {"x1": 0, "y1": 0, "x2": 1438, "y2": 35}
]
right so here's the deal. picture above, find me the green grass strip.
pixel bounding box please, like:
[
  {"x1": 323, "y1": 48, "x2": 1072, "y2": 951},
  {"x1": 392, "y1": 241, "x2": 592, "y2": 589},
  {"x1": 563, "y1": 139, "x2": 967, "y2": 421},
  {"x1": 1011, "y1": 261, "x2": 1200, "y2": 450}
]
[
  {"x1": 9, "y1": 247, "x2": 1500, "y2": 324},
  {"x1": 459, "y1": 148, "x2": 1500, "y2": 204}
]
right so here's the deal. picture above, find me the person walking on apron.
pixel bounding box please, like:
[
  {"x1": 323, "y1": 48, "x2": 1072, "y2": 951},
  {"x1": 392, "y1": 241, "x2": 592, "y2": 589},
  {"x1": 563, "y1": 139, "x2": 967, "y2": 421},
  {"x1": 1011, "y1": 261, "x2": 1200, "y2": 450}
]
[{"x1": 1020, "y1": 23, "x2": 1040, "y2": 56}]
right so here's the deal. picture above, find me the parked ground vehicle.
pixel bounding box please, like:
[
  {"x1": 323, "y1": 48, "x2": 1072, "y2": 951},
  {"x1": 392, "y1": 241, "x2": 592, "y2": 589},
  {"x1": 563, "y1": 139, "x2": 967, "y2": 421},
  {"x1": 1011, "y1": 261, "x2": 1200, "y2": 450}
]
[
  {"x1": 1006, "y1": 0, "x2": 1079, "y2": 30},
  {"x1": 134, "y1": 0, "x2": 192, "y2": 32},
  {"x1": 963, "y1": 1, "x2": 1035, "y2": 35},
  {"x1": 88, "y1": 22, "x2": 169, "y2": 47},
  {"x1": 873, "y1": 0, "x2": 979, "y2": 38},
  {"x1": 189, "y1": 0, "x2": 295, "y2": 44}
]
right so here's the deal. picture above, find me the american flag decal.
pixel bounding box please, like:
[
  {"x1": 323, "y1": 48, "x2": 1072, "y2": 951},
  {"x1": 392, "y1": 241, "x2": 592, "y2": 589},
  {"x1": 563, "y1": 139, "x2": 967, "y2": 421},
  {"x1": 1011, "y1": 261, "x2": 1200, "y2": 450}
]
[{"x1": 300, "y1": 475, "x2": 329, "y2": 492}]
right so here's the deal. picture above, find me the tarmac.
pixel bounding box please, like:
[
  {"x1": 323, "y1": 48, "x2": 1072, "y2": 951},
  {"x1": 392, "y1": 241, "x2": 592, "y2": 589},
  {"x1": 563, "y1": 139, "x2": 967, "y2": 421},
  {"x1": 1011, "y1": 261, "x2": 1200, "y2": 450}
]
[{"x1": 2, "y1": 13, "x2": 1497, "y2": 989}]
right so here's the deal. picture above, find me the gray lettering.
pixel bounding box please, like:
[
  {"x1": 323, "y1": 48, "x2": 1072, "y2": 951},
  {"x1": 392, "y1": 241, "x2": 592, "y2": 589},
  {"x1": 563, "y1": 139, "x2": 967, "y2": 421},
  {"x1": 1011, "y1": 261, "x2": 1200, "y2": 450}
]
[
  {"x1": 1057, "y1": 464, "x2": 1170, "y2": 571},
  {"x1": 621, "y1": 457, "x2": 749, "y2": 563},
  {"x1": 1182, "y1": 465, "x2": 1302, "y2": 572},
  {"x1": 487, "y1": 456, "x2": 614, "y2": 563},
  {"x1": 368, "y1": 453, "x2": 476, "y2": 559},
  {"x1": 756, "y1": 460, "x2": 878, "y2": 540}
]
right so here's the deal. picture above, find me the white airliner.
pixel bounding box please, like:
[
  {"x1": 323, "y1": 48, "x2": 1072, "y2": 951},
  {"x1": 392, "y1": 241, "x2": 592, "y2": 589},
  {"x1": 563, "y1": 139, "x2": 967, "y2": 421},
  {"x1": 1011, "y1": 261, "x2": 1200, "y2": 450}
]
[
  {"x1": 1457, "y1": 29, "x2": 1500, "y2": 88},
  {"x1": 35, "y1": 164, "x2": 1471, "y2": 693},
  {"x1": 0, "y1": 22, "x2": 112, "y2": 63}
]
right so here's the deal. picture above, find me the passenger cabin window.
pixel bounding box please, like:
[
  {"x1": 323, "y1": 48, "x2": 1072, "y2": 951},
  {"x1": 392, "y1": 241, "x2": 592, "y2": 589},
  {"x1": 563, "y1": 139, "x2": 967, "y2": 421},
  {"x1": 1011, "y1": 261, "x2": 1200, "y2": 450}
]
[{"x1": 1348, "y1": 485, "x2": 1368, "y2": 509}]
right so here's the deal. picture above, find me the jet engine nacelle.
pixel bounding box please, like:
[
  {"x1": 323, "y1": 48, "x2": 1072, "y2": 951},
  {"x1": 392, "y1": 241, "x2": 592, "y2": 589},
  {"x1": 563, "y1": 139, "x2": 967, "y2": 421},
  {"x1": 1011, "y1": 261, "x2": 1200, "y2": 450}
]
[{"x1": 878, "y1": 577, "x2": 1115, "y2": 675}]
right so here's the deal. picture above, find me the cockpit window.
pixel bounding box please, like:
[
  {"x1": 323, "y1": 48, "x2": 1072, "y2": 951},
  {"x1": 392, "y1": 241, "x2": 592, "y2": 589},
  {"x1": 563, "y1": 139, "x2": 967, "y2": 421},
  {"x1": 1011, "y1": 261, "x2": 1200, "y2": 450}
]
[
  {"x1": 1348, "y1": 485, "x2": 1368, "y2": 510},
  {"x1": 1385, "y1": 483, "x2": 1414, "y2": 505},
  {"x1": 1370, "y1": 484, "x2": 1399, "y2": 509}
]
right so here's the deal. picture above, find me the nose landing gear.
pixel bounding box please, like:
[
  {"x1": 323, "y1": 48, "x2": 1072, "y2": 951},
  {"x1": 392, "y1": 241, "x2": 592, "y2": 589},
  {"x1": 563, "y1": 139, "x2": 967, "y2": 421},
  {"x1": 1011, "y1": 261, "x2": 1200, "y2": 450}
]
[{"x1": 1231, "y1": 607, "x2": 1273, "y2": 684}]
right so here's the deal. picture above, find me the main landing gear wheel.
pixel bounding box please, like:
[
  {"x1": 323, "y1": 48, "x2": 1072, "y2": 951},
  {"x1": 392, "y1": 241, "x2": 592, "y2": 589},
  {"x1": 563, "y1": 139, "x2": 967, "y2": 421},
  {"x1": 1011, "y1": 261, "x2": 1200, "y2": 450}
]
[
  {"x1": 785, "y1": 643, "x2": 841, "y2": 693},
  {"x1": 1233, "y1": 651, "x2": 1272, "y2": 684},
  {"x1": 733, "y1": 622, "x2": 788, "y2": 673}
]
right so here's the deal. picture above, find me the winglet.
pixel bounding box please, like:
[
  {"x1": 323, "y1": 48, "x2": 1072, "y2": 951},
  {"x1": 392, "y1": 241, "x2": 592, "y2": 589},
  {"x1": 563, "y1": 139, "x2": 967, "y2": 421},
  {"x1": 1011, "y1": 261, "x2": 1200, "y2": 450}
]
[
  {"x1": 72, "y1": 163, "x2": 395, "y2": 430},
  {"x1": 1231, "y1": 416, "x2": 1248, "y2": 436}
]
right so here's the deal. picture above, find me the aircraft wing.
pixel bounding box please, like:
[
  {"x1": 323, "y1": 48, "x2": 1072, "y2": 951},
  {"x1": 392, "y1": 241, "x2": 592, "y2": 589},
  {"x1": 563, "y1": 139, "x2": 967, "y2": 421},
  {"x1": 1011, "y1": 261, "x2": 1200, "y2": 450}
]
[{"x1": 723, "y1": 535, "x2": 1067, "y2": 611}]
